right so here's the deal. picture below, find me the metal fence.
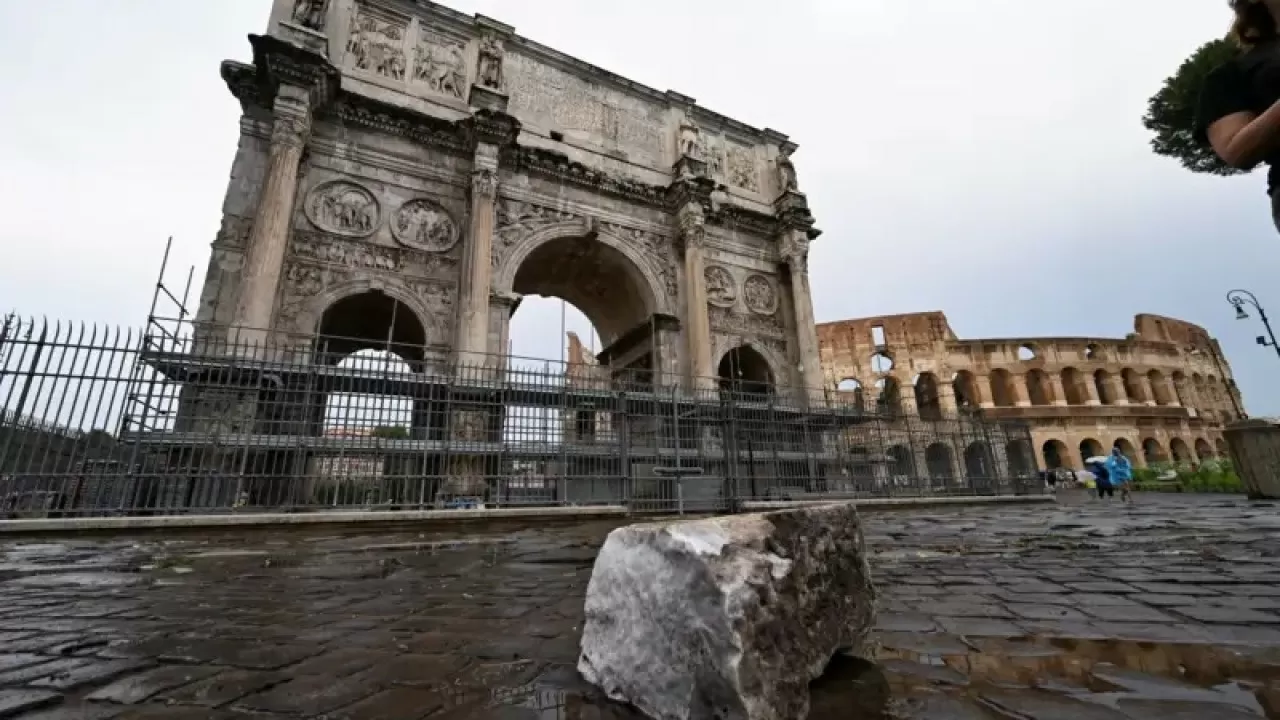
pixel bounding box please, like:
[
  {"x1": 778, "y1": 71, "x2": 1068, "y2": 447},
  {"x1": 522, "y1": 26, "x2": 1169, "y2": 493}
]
[{"x1": 0, "y1": 315, "x2": 1040, "y2": 518}]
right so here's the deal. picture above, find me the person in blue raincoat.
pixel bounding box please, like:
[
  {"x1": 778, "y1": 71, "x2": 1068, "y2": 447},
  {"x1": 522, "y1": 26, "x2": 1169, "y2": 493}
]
[
  {"x1": 1105, "y1": 447, "x2": 1134, "y2": 503},
  {"x1": 1088, "y1": 458, "x2": 1114, "y2": 499}
]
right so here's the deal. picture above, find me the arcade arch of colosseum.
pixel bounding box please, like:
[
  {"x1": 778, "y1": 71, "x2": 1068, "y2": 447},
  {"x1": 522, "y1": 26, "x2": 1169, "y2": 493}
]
[{"x1": 817, "y1": 312, "x2": 1247, "y2": 471}]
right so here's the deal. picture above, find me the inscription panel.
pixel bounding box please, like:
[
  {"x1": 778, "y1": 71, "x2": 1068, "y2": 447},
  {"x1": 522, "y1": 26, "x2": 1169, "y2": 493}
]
[{"x1": 505, "y1": 51, "x2": 665, "y2": 165}]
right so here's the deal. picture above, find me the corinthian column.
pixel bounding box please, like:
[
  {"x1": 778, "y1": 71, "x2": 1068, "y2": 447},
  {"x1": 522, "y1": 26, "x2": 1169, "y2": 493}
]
[
  {"x1": 780, "y1": 230, "x2": 824, "y2": 403},
  {"x1": 231, "y1": 85, "x2": 311, "y2": 351},
  {"x1": 678, "y1": 203, "x2": 715, "y2": 389},
  {"x1": 455, "y1": 143, "x2": 499, "y2": 370}
]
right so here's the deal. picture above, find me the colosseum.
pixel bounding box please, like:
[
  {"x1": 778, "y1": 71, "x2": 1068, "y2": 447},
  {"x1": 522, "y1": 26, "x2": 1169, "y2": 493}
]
[{"x1": 817, "y1": 312, "x2": 1247, "y2": 473}]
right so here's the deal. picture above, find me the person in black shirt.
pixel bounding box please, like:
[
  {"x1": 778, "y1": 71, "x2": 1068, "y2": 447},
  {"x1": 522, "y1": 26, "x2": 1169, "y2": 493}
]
[{"x1": 1196, "y1": 0, "x2": 1280, "y2": 231}]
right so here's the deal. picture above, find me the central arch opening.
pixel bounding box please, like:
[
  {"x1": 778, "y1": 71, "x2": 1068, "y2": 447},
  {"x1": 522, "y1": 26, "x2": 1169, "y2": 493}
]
[
  {"x1": 511, "y1": 234, "x2": 654, "y2": 351},
  {"x1": 502, "y1": 231, "x2": 666, "y2": 505}
]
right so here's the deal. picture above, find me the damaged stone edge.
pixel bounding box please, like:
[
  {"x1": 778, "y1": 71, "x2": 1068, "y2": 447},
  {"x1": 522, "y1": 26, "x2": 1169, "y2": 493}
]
[{"x1": 0, "y1": 494, "x2": 1054, "y2": 534}]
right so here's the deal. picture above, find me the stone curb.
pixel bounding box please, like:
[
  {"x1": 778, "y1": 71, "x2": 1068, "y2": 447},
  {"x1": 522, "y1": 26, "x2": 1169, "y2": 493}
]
[
  {"x1": 740, "y1": 494, "x2": 1056, "y2": 512},
  {"x1": 0, "y1": 494, "x2": 1054, "y2": 535},
  {"x1": 0, "y1": 505, "x2": 630, "y2": 534}
]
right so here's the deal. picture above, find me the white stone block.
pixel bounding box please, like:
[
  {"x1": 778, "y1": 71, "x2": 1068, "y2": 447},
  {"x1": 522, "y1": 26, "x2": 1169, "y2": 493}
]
[{"x1": 578, "y1": 503, "x2": 877, "y2": 720}]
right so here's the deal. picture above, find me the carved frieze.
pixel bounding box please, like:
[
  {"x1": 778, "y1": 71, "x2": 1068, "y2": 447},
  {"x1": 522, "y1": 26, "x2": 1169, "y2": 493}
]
[
  {"x1": 346, "y1": 4, "x2": 407, "y2": 82},
  {"x1": 704, "y1": 265, "x2": 737, "y2": 308},
  {"x1": 392, "y1": 199, "x2": 458, "y2": 252},
  {"x1": 708, "y1": 305, "x2": 784, "y2": 339},
  {"x1": 727, "y1": 143, "x2": 759, "y2": 192},
  {"x1": 292, "y1": 231, "x2": 458, "y2": 277},
  {"x1": 305, "y1": 181, "x2": 379, "y2": 237},
  {"x1": 412, "y1": 30, "x2": 466, "y2": 99},
  {"x1": 743, "y1": 274, "x2": 778, "y2": 316},
  {"x1": 292, "y1": 232, "x2": 400, "y2": 271},
  {"x1": 493, "y1": 199, "x2": 577, "y2": 269}
]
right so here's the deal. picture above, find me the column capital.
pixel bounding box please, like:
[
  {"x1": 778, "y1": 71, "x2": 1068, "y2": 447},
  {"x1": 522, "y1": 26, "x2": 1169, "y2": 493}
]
[
  {"x1": 270, "y1": 85, "x2": 312, "y2": 149},
  {"x1": 779, "y1": 230, "x2": 809, "y2": 273},
  {"x1": 676, "y1": 203, "x2": 707, "y2": 253},
  {"x1": 472, "y1": 169, "x2": 498, "y2": 200},
  {"x1": 471, "y1": 142, "x2": 501, "y2": 200}
]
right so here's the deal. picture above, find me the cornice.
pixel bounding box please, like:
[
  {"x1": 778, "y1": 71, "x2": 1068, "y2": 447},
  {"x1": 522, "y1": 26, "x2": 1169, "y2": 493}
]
[
  {"x1": 248, "y1": 34, "x2": 341, "y2": 109},
  {"x1": 501, "y1": 145, "x2": 669, "y2": 209},
  {"x1": 328, "y1": 95, "x2": 472, "y2": 156},
  {"x1": 222, "y1": 61, "x2": 265, "y2": 113}
]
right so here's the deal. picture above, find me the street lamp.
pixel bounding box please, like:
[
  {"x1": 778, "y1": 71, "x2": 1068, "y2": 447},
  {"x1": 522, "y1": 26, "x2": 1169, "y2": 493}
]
[{"x1": 1227, "y1": 289, "x2": 1280, "y2": 360}]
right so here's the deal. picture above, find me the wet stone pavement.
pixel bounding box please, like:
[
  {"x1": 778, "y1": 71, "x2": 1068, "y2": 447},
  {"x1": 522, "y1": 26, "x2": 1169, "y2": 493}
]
[{"x1": 1, "y1": 495, "x2": 1280, "y2": 719}]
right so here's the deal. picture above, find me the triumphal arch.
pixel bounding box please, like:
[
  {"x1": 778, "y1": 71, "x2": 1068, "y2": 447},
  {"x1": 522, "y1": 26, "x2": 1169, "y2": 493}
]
[
  {"x1": 199, "y1": 0, "x2": 823, "y2": 391},
  {"x1": 167, "y1": 0, "x2": 855, "y2": 507}
]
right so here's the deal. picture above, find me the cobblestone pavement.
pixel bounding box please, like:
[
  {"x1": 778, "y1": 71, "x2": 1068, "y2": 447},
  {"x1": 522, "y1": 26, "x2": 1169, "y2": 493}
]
[{"x1": 1, "y1": 495, "x2": 1279, "y2": 718}]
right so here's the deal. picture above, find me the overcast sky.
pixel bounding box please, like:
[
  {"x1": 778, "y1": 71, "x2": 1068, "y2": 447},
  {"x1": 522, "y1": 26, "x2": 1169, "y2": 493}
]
[{"x1": 1, "y1": 0, "x2": 1276, "y2": 413}]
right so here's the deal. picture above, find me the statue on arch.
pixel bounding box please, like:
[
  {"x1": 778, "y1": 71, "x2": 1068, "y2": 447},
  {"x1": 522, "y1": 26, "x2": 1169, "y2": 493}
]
[
  {"x1": 777, "y1": 151, "x2": 798, "y2": 193},
  {"x1": 290, "y1": 0, "x2": 329, "y2": 31},
  {"x1": 478, "y1": 32, "x2": 505, "y2": 90}
]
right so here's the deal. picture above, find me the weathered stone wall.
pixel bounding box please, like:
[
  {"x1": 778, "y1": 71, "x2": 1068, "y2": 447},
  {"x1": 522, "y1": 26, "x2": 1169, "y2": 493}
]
[{"x1": 818, "y1": 312, "x2": 1245, "y2": 471}]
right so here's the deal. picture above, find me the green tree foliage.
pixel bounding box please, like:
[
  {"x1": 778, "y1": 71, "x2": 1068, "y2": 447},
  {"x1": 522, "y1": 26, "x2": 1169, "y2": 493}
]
[
  {"x1": 1143, "y1": 37, "x2": 1248, "y2": 176},
  {"x1": 371, "y1": 425, "x2": 409, "y2": 439}
]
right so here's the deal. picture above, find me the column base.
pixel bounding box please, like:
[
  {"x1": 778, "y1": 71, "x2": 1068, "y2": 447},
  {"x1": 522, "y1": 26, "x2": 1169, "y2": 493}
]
[{"x1": 439, "y1": 409, "x2": 492, "y2": 505}]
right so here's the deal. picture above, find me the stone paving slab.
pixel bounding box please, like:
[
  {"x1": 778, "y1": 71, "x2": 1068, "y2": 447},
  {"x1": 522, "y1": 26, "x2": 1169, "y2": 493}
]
[{"x1": 0, "y1": 495, "x2": 1277, "y2": 718}]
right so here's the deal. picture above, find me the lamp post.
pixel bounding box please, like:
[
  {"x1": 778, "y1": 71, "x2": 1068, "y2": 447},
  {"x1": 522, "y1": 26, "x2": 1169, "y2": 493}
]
[{"x1": 1227, "y1": 289, "x2": 1280, "y2": 361}]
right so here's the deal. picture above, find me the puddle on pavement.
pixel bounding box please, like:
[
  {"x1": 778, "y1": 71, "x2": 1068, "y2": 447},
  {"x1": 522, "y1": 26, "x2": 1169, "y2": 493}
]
[{"x1": 432, "y1": 635, "x2": 1280, "y2": 719}]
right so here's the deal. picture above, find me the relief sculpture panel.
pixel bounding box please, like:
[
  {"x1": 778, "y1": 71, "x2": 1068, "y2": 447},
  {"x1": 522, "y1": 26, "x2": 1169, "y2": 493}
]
[
  {"x1": 411, "y1": 28, "x2": 466, "y2": 99},
  {"x1": 726, "y1": 142, "x2": 759, "y2": 193},
  {"x1": 505, "y1": 52, "x2": 663, "y2": 161},
  {"x1": 704, "y1": 265, "x2": 737, "y2": 308},
  {"x1": 305, "y1": 181, "x2": 380, "y2": 237},
  {"x1": 346, "y1": 4, "x2": 407, "y2": 82},
  {"x1": 743, "y1": 274, "x2": 778, "y2": 315},
  {"x1": 709, "y1": 305, "x2": 784, "y2": 339},
  {"x1": 392, "y1": 199, "x2": 458, "y2": 252}
]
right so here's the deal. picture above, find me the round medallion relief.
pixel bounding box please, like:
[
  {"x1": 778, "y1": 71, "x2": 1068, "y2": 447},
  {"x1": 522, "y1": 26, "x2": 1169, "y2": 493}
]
[
  {"x1": 743, "y1": 274, "x2": 778, "y2": 315},
  {"x1": 704, "y1": 265, "x2": 737, "y2": 308},
  {"x1": 392, "y1": 199, "x2": 459, "y2": 252},
  {"x1": 304, "y1": 181, "x2": 380, "y2": 237}
]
